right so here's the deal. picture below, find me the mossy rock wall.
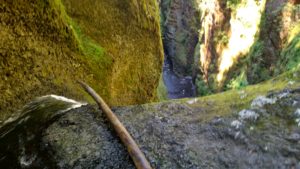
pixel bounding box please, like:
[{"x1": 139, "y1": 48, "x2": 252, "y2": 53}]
[
  {"x1": 62, "y1": 0, "x2": 164, "y2": 105},
  {"x1": 0, "y1": 0, "x2": 163, "y2": 122}
]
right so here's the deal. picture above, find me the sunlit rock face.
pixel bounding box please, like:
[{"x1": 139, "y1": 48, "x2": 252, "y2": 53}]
[
  {"x1": 225, "y1": 0, "x2": 300, "y2": 86},
  {"x1": 160, "y1": 0, "x2": 299, "y2": 97},
  {"x1": 217, "y1": 0, "x2": 266, "y2": 84},
  {"x1": 198, "y1": 0, "x2": 267, "y2": 85},
  {"x1": 197, "y1": 0, "x2": 229, "y2": 84},
  {"x1": 195, "y1": 0, "x2": 300, "y2": 93}
]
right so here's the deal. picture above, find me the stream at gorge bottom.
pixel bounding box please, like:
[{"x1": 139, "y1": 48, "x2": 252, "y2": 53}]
[{"x1": 163, "y1": 58, "x2": 196, "y2": 99}]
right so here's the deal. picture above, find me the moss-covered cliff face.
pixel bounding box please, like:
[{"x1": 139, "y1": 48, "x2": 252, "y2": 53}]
[
  {"x1": 62, "y1": 0, "x2": 164, "y2": 105},
  {"x1": 0, "y1": 0, "x2": 163, "y2": 122}
]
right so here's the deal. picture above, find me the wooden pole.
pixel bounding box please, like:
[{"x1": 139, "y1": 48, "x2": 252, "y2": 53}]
[{"x1": 78, "y1": 81, "x2": 152, "y2": 169}]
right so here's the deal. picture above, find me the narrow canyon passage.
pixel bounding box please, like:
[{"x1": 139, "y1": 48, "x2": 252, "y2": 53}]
[
  {"x1": 163, "y1": 58, "x2": 196, "y2": 99},
  {"x1": 0, "y1": 0, "x2": 300, "y2": 168},
  {"x1": 160, "y1": 0, "x2": 200, "y2": 99}
]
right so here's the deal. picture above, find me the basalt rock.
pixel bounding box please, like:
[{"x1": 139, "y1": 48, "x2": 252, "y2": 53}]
[
  {"x1": 2, "y1": 85, "x2": 300, "y2": 168},
  {"x1": 42, "y1": 87, "x2": 300, "y2": 168}
]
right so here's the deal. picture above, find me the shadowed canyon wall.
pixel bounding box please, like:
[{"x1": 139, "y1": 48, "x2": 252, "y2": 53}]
[
  {"x1": 62, "y1": 0, "x2": 164, "y2": 104},
  {"x1": 0, "y1": 0, "x2": 163, "y2": 122},
  {"x1": 160, "y1": 0, "x2": 200, "y2": 77}
]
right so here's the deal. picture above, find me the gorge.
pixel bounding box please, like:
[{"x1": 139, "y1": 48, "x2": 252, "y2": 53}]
[
  {"x1": 160, "y1": 0, "x2": 300, "y2": 97},
  {"x1": 0, "y1": 0, "x2": 300, "y2": 168}
]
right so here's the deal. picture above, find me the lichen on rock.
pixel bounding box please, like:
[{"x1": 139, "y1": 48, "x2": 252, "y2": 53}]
[
  {"x1": 251, "y1": 96, "x2": 277, "y2": 108},
  {"x1": 238, "y1": 109, "x2": 259, "y2": 121}
]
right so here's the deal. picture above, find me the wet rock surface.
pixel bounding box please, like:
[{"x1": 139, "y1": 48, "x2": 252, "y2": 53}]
[
  {"x1": 1, "y1": 88, "x2": 300, "y2": 168},
  {"x1": 163, "y1": 59, "x2": 196, "y2": 99}
]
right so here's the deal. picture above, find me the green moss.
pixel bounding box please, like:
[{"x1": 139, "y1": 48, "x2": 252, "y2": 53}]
[
  {"x1": 281, "y1": 34, "x2": 300, "y2": 70},
  {"x1": 195, "y1": 75, "x2": 213, "y2": 96},
  {"x1": 159, "y1": 0, "x2": 172, "y2": 33},
  {"x1": 181, "y1": 67, "x2": 300, "y2": 122},
  {"x1": 0, "y1": 0, "x2": 163, "y2": 122},
  {"x1": 226, "y1": 70, "x2": 248, "y2": 90},
  {"x1": 61, "y1": 0, "x2": 164, "y2": 105},
  {"x1": 50, "y1": 0, "x2": 113, "y2": 100},
  {"x1": 288, "y1": 22, "x2": 300, "y2": 43},
  {"x1": 247, "y1": 40, "x2": 264, "y2": 61},
  {"x1": 157, "y1": 75, "x2": 168, "y2": 101},
  {"x1": 280, "y1": 23, "x2": 300, "y2": 71},
  {"x1": 226, "y1": 0, "x2": 243, "y2": 11},
  {"x1": 69, "y1": 20, "x2": 112, "y2": 68},
  {"x1": 51, "y1": 0, "x2": 111, "y2": 64},
  {"x1": 0, "y1": 0, "x2": 96, "y2": 121},
  {"x1": 237, "y1": 40, "x2": 272, "y2": 84},
  {"x1": 213, "y1": 31, "x2": 229, "y2": 45}
]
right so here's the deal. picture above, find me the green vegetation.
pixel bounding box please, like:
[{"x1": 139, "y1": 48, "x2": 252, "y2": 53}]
[
  {"x1": 226, "y1": 70, "x2": 248, "y2": 89},
  {"x1": 157, "y1": 75, "x2": 168, "y2": 101},
  {"x1": 220, "y1": 2, "x2": 299, "y2": 91},
  {"x1": 193, "y1": 1, "x2": 300, "y2": 103},
  {"x1": 226, "y1": 0, "x2": 242, "y2": 11},
  {"x1": 248, "y1": 40, "x2": 264, "y2": 61},
  {"x1": 213, "y1": 31, "x2": 229, "y2": 45},
  {"x1": 242, "y1": 40, "x2": 271, "y2": 84},
  {"x1": 183, "y1": 66, "x2": 300, "y2": 122},
  {"x1": 281, "y1": 34, "x2": 300, "y2": 70},
  {"x1": 195, "y1": 75, "x2": 213, "y2": 96},
  {"x1": 280, "y1": 24, "x2": 300, "y2": 71},
  {"x1": 159, "y1": 0, "x2": 172, "y2": 30}
]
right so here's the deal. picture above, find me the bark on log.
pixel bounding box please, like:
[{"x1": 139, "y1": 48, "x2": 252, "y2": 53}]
[{"x1": 78, "y1": 81, "x2": 153, "y2": 169}]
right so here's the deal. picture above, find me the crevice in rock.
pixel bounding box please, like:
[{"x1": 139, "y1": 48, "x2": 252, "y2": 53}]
[{"x1": 159, "y1": 0, "x2": 200, "y2": 99}]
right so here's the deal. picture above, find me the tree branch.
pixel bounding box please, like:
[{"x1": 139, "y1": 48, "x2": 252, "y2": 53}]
[{"x1": 78, "y1": 81, "x2": 152, "y2": 169}]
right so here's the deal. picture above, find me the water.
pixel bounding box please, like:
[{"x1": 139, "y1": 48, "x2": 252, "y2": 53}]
[
  {"x1": 163, "y1": 59, "x2": 196, "y2": 99},
  {"x1": 0, "y1": 95, "x2": 85, "y2": 168}
]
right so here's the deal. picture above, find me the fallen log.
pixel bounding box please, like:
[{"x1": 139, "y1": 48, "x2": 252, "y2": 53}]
[{"x1": 78, "y1": 81, "x2": 152, "y2": 169}]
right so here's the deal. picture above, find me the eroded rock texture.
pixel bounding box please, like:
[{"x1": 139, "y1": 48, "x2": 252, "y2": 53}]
[
  {"x1": 41, "y1": 88, "x2": 300, "y2": 168},
  {"x1": 1, "y1": 84, "x2": 300, "y2": 168}
]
